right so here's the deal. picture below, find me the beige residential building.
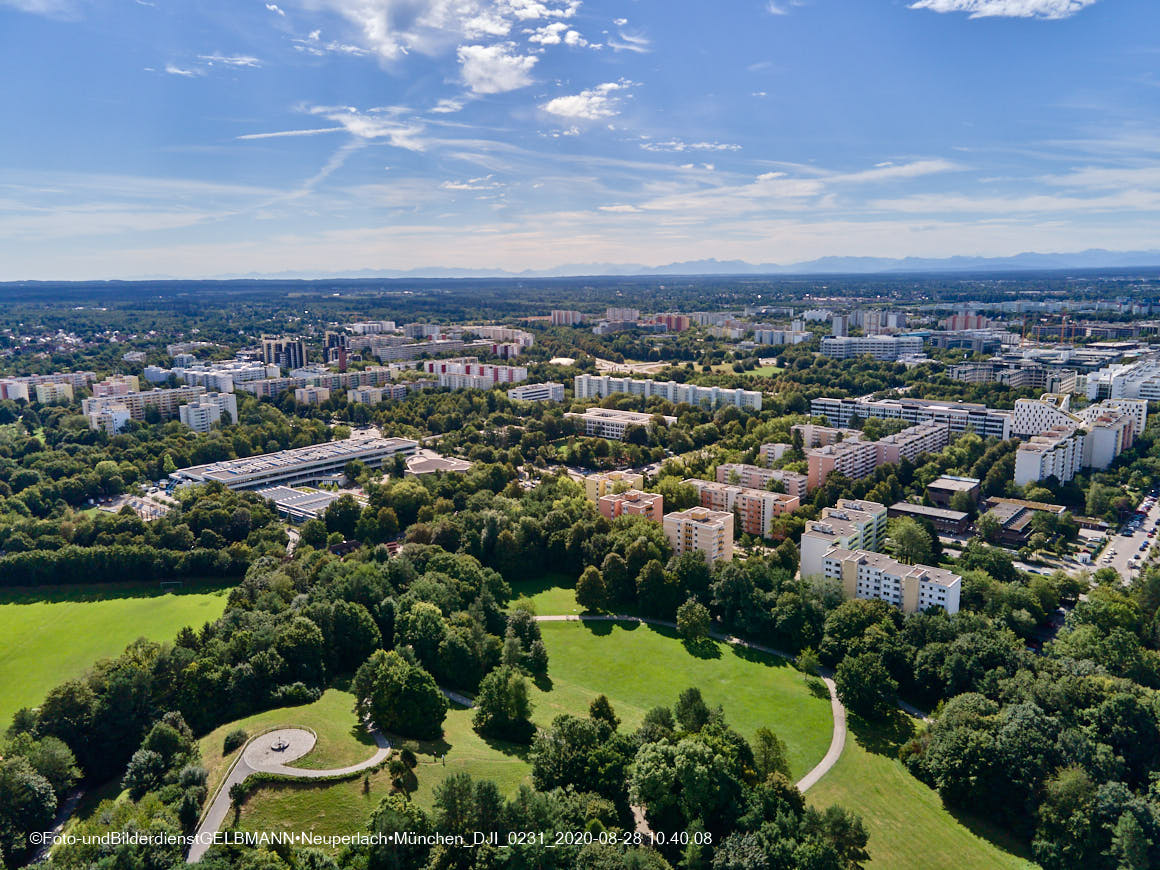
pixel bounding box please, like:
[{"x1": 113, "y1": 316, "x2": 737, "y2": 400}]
[
  {"x1": 598, "y1": 489, "x2": 664, "y2": 522},
  {"x1": 35, "y1": 382, "x2": 74, "y2": 404},
  {"x1": 799, "y1": 500, "x2": 889, "y2": 579},
  {"x1": 82, "y1": 385, "x2": 206, "y2": 425},
  {"x1": 686, "y1": 479, "x2": 799, "y2": 538},
  {"x1": 584, "y1": 470, "x2": 644, "y2": 502},
  {"x1": 716, "y1": 463, "x2": 808, "y2": 501},
  {"x1": 663, "y1": 507, "x2": 734, "y2": 564},
  {"x1": 822, "y1": 548, "x2": 961, "y2": 614}
]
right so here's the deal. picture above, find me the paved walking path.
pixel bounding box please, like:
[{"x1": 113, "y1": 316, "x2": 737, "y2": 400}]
[
  {"x1": 531, "y1": 614, "x2": 848, "y2": 794},
  {"x1": 188, "y1": 726, "x2": 390, "y2": 862}
]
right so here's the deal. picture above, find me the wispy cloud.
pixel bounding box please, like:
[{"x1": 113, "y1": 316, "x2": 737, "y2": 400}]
[
  {"x1": 542, "y1": 80, "x2": 631, "y2": 121},
  {"x1": 197, "y1": 54, "x2": 261, "y2": 68},
  {"x1": 908, "y1": 0, "x2": 1100, "y2": 20},
  {"x1": 164, "y1": 63, "x2": 202, "y2": 77},
  {"x1": 641, "y1": 139, "x2": 742, "y2": 153},
  {"x1": 0, "y1": 0, "x2": 81, "y2": 18},
  {"x1": 607, "y1": 30, "x2": 650, "y2": 53},
  {"x1": 265, "y1": 3, "x2": 284, "y2": 15},
  {"x1": 293, "y1": 30, "x2": 370, "y2": 57},
  {"x1": 237, "y1": 127, "x2": 346, "y2": 140},
  {"x1": 441, "y1": 174, "x2": 502, "y2": 190}
]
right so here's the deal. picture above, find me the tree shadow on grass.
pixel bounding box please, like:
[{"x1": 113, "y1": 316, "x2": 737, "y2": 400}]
[
  {"x1": 0, "y1": 577, "x2": 237, "y2": 606},
  {"x1": 392, "y1": 732, "x2": 452, "y2": 758},
  {"x1": 945, "y1": 804, "x2": 1037, "y2": 862},
  {"x1": 729, "y1": 644, "x2": 791, "y2": 670},
  {"x1": 509, "y1": 572, "x2": 574, "y2": 600},
  {"x1": 847, "y1": 710, "x2": 915, "y2": 757},
  {"x1": 581, "y1": 619, "x2": 616, "y2": 636},
  {"x1": 805, "y1": 677, "x2": 830, "y2": 701},
  {"x1": 348, "y1": 722, "x2": 376, "y2": 749},
  {"x1": 477, "y1": 731, "x2": 532, "y2": 761},
  {"x1": 681, "y1": 637, "x2": 722, "y2": 659},
  {"x1": 532, "y1": 671, "x2": 554, "y2": 692}
]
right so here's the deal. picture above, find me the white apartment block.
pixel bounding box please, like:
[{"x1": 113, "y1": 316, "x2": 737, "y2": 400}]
[
  {"x1": 82, "y1": 385, "x2": 206, "y2": 426},
  {"x1": 1080, "y1": 410, "x2": 1136, "y2": 471},
  {"x1": 551, "y1": 310, "x2": 584, "y2": 326},
  {"x1": 1014, "y1": 426, "x2": 1085, "y2": 486},
  {"x1": 507, "y1": 382, "x2": 564, "y2": 402},
  {"x1": 810, "y1": 397, "x2": 1012, "y2": 440},
  {"x1": 823, "y1": 548, "x2": 961, "y2": 614},
  {"x1": 574, "y1": 374, "x2": 762, "y2": 411},
  {"x1": 820, "y1": 335, "x2": 924, "y2": 361},
  {"x1": 465, "y1": 325, "x2": 534, "y2": 348},
  {"x1": 172, "y1": 436, "x2": 418, "y2": 490},
  {"x1": 799, "y1": 500, "x2": 888, "y2": 579},
  {"x1": 565, "y1": 408, "x2": 677, "y2": 440},
  {"x1": 716, "y1": 463, "x2": 808, "y2": 501},
  {"x1": 88, "y1": 404, "x2": 132, "y2": 435},
  {"x1": 1013, "y1": 398, "x2": 1078, "y2": 437},
  {"x1": 425, "y1": 358, "x2": 528, "y2": 388},
  {"x1": 349, "y1": 385, "x2": 409, "y2": 404},
  {"x1": 584, "y1": 470, "x2": 644, "y2": 501},
  {"x1": 1085, "y1": 359, "x2": 1160, "y2": 401},
  {"x1": 606, "y1": 307, "x2": 640, "y2": 322},
  {"x1": 348, "y1": 321, "x2": 396, "y2": 335},
  {"x1": 1081, "y1": 398, "x2": 1148, "y2": 433},
  {"x1": 179, "y1": 392, "x2": 238, "y2": 434},
  {"x1": 754, "y1": 329, "x2": 810, "y2": 346},
  {"x1": 663, "y1": 507, "x2": 734, "y2": 564}
]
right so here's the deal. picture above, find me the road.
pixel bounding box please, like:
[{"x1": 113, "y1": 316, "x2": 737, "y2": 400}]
[{"x1": 188, "y1": 726, "x2": 390, "y2": 863}]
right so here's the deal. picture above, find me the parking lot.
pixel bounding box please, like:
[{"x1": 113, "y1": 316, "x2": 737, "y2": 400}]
[{"x1": 1099, "y1": 490, "x2": 1160, "y2": 583}]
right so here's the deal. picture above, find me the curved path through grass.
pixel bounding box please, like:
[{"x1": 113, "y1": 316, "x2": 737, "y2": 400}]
[
  {"x1": 188, "y1": 726, "x2": 390, "y2": 863},
  {"x1": 532, "y1": 613, "x2": 847, "y2": 793}
]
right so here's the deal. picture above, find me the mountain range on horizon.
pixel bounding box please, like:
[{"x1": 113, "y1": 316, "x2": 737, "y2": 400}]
[{"x1": 204, "y1": 248, "x2": 1160, "y2": 282}]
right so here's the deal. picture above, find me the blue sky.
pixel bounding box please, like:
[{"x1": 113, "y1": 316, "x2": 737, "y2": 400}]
[{"x1": 0, "y1": 0, "x2": 1157, "y2": 278}]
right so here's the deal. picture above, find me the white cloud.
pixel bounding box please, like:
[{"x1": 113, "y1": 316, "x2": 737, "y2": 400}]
[
  {"x1": 526, "y1": 22, "x2": 567, "y2": 44},
  {"x1": 265, "y1": 3, "x2": 285, "y2": 15},
  {"x1": 607, "y1": 30, "x2": 650, "y2": 53},
  {"x1": 613, "y1": 17, "x2": 627, "y2": 25},
  {"x1": 293, "y1": 29, "x2": 370, "y2": 56},
  {"x1": 752, "y1": 91, "x2": 767, "y2": 97},
  {"x1": 164, "y1": 64, "x2": 202, "y2": 77},
  {"x1": 457, "y1": 43, "x2": 537, "y2": 94},
  {"x1": 303, "y1": 105, "x2": 427, "y2": 149},
  {"x1": 542, "y1": 80, "x2": 630, "y2": 121},
  {"x1": 237, "y1": 127, "x2": 346, "y2": 140},
  {"x1": 908, "y1": 0, "x2": 1100, "y2": 19},
  {"x1": 641, "y1": 140, "x2": 742, "y2": 153},
  {"x1": 766, "y1": 1, "x2": 788, "y2": 14},
  {"x1": 0, "y1": 0, "x2": 80, "y2": 17},
  {"x1": 599, "y1": 204, "x2": 638, "y2": 213},
  {"x1": 197, "y1": 54, "x2": 262, "y2": 67},
  {"x1": 441, "y1": 174, "x2": 502, "y2": 190},
  {"x1": 430, "y1": 97, "x2": 465, "y2": 113},
  {"x1": 563, "y1": 30, "x2": 587, "y2": 46}
]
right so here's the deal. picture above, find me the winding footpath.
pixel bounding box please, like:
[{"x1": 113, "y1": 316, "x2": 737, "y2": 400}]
[
  {"x1": 532, "y1": 614, "x2": 848, "y2": 794},
  {"x1": 187, "y1": 726, "x2": 390, "y2": 863}
]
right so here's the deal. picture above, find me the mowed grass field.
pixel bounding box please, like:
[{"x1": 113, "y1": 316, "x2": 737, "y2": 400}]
[
  {"x1": 237, "y1": 619, "x2": 832, "y2": 842},
  {"x1": 807, "y1": 715, "x2": 1036, "y2": 870},
  {"x1": 0, "y1": 581, "x2": 232, "y2": 728}
]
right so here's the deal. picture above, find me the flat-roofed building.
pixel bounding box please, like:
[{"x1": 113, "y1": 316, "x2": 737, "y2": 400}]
[
  {"x1": 551, "y1": 309, "x2": 584, "y2": 326},
  {"x1": 565, "y1": 408, "x2": 677, "y2": 440},
  {"x1": 982, "y1": 497, "x2": 1068, "y2": 547},
  {"x1": 1014, "y1": 425, "x2": 1085, "y2": 486},
  {"x1": 574, "y1": 374, "x2": 762, "y2": 411},
  {"x1": 35, "y1": 382, "x2": 75, "y2": 404},
  {"x1": 823, "y1": 548, "x2": 961, "y2": 614},
  {"x1": 172, "y1": 436, "x2": 418, "y2": 490},
  {"x1": 926, "y1": 475, "x2": 981, "y2": 509},
  {"x1": 663, "y1": 507, "x2": 734, "y2": 564},
  {"x1": 715, "y1": 463, "x2": 807, "y2": 501},
  {"x1": 261, "y1": 336, "x2": 307, "y2": 371},
  {"x1": 799, "y1": 500, "x2": 889, "y2": 579},
  {"x1": 759, "y1": 443, "x2": 791, "y2": 465},
  {"x1": 810, "y1": 396, "x2": 1012, "y2": 440},
  {"x1": 888, "y1": 502, "x2": 971, "y2": 536},
  {"x1": 598, "y1": 489, "x2": 664, "y2": 522},
  {"x1": 257, "y1": 486, "x2": 344, "y2": 522},
  {"x1": 507, "y1": 382, "x2": 564, "y2": 402},
  {"x1": 806, "y1": 438, "x2": 879, "y2": 490},
  {"x1": 87, "y1": 403, "x2": 132, "y2": 435},
  {"x1": 179, "y1": 392, "x2": 238, "y2": 434},
  {"x1": 584, "y1": 470, "x2": 644, "y2": 501},
  {"x1": 686, "y1": 479, "x2": 799, "y2": 538},
  {"x1": 820, "y1": 335, "x2": 924, "y2": 360},
  {"x1": 82, "y1": 385, "x2": 206, "y2": 425},
  {"x1": 294, "y1": 386, "x2": 331, "y2": 405},
  {"x1": 92, "y1": 375, "x2": 140, "y2": 398}
]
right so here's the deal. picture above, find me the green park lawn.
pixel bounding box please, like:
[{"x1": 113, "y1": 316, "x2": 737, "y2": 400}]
[
  {"x1": 0, "y1": 581, "x2": 232, "y2": 729},
  {"x1": 807, "y1": 714, "x2": 1036, "y2": 870},
  {"x1": 237, "y1": 620, "x2": 832, "y2": 843}
]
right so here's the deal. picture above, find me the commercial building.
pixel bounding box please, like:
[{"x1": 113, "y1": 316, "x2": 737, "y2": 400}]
[
  {"x1": 507, "y1": 382, "x2": 565, "y2": 402},
  {"x1": 574, "y1": 374, "x2": 762, "y2": 411},
  {"x1": 172, "y1": 436, "x2": 418, "y2": 491},
  {"x1": 565, "y1": 408, "x2": 677, "y2": 440},
  {"x1": 799, "y1": 500, "x2": 888, "y2": 579},
  {"x1": 257, "y1": 486, "x2": 343, "y2": 522},
  {"x1": 887, "y1": 502, "x2": 971, "y2": 536},
  {"x1": 686, "y1": 479, "x2": 799, "y2": 538},
  {"x1": 663, "y1": 507, "x2": 734, "y2": 564},
  {"x1": 584, "y1": 470, "x2": 644, "y2": 501},
  {"x1": 179, "y1": 393, "x2": 238, "y2": 434},
  {"x1": 822, "y1": 548, "x2": 961, "y2": 614},
  {"x1": 810, "y1": 396, "x2": 1013, "y2": 440},
  {"x1": 551, "y1": 309, "x2": 584, "y2": 326},
  {"x1": 715, "y1": 463, "x2": 808, "y2": 501},
  {"x1": 598, "y1": 489, "x2": 664, "y2": 522},
  {"x1": 1084, "y1": 359, "x2": 1160, "y2": 401},
  {"x1": 948, "y1": 361, "x2": 1079, "y2": 395},
  {"x1": 820, "y1": 335, "x2": 924, "y2": 361},
  {"x1": 982, "y1": 498, "x2": 1068, "y2": 547},
  {"x1": 82, "y1": 385, "x2": 206, "y2": 427},
  {"x1": 261, "y1": 337, "x2": 307, "y2": 371},
  {"x1": 926, "y1": 475, "x2": 981, "y2": 509}
]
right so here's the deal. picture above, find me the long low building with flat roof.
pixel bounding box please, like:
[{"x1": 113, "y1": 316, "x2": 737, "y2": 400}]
[
  {"x1": 810, "y1": 396, "x2": 1012, "y2": 440},
  {"x1": 888, "y1": 502, "x2": 971, "y2": 535},
  {"x1": 823, "y1": 547, "x2": 961, "y2": 614},
  {"x1": 257, "y1": 486, "x2": 344, "y2": 522},
  {"x1": 172, "y1": 436, "x2": 417, "y2": 490}
]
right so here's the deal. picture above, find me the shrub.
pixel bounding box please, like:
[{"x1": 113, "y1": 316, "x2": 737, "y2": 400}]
[{"x1": 223, "y1": 729, "x2": 248, "y2": 755}]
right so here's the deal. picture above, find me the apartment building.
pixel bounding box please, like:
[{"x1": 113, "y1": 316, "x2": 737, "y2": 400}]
[
  {"x1": 1080, "y1": 410, "x2": 1136, "y2": 471},
  {"x1": 372, "y1": 338, "x2": 465, "y2": 362},
  {"x1": 584, "y1": 470, "x2": 645, "y2": 501},
  {"x1": 685, "y1": 479, "x2": 799, "y2": 538},
  {"x1": 173, "y1": 436, "x2": 418, "y2": 490},
  {"x1": 759, "y1": 443, "x2": 791, "y2": 465},
  {"x1": 294, "y1": 386, "x2": 331, "y2": 406},
  {"x1": 179, "y1": 392, "x2": 238, "y2": 434},
  {"x1": 465, "y1": 326, "x2": 534, "y2": 348},
  {"x1": 261, "y1": 337, "x2": 307, "y2": 371},
  {"x1": 0, "y1": 370, "x2": 94, "y2": 402},
  {"x1": 92, "y1": 375, "x2": 140, "y2": 398},
  {"x1": 606, "y1": 307, "x2": 640, "y2": 322},
  {"x1": 82, "y1": 385, "x2": 206, "y2": 427},
  {"x1": 810, "y1": 396, "x2": 1013, "y2": 440},
  {"x1": 35, "y1": 382, "x2": 74, "y2": 404},
  {"x1": 1013, "y1": 397, "x2": 1078, "y2": 437},
  {"x1": 507, "y1": 382, "x2": 565, "y2": 402},
  {"x1": 574, "y1": 374, "x2": 762, "y2": 411},
  {"x1": 598, "y1": 489, "x2": 664, "y2": 522},
  {"x1": 1014, "y1": 426, "x2": 1085, "y2": 486},
  {"x1": 820, "y1": 335, "x2": 924, "y2": 361},
  {"x1": 87, "y1": 404, "x2": 132, "y2": 435},
  {"x1": 799, "y1": 500, "x2": 889, "y2": 578},
  {"x1": 565, "y1": 408, "x2": 677, "y2": 440},
  {"x1": 348, "y1": 321, "x2": 396, "y2": 335},
  {"x1": 875, "y1": 421, "x2": 952, "y2": 465},
  {"x1": 715, "y1": 463, "x2": 808, "y2": 501},
  {"x1": 822, "y1": 548, "x2": 961, "y2": 614},
  {"x1": 754, "y1": 329, "x2": 809, "y2": 346},
  {"x1": 551, "y1": 309, "x2": 584, "y2": 326},
  {"x1": 663, "y1": 507, "x2": 734, "y2": 564},
  {"x1": 424, "y1": 358, "x2": 529, "y2": 388},
  {"x1": 348, "y1": 385, "x2": 409, "y2": 404},
  {"x1": 806, "y1": 438, "x2": 880, "y2": 490}
]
